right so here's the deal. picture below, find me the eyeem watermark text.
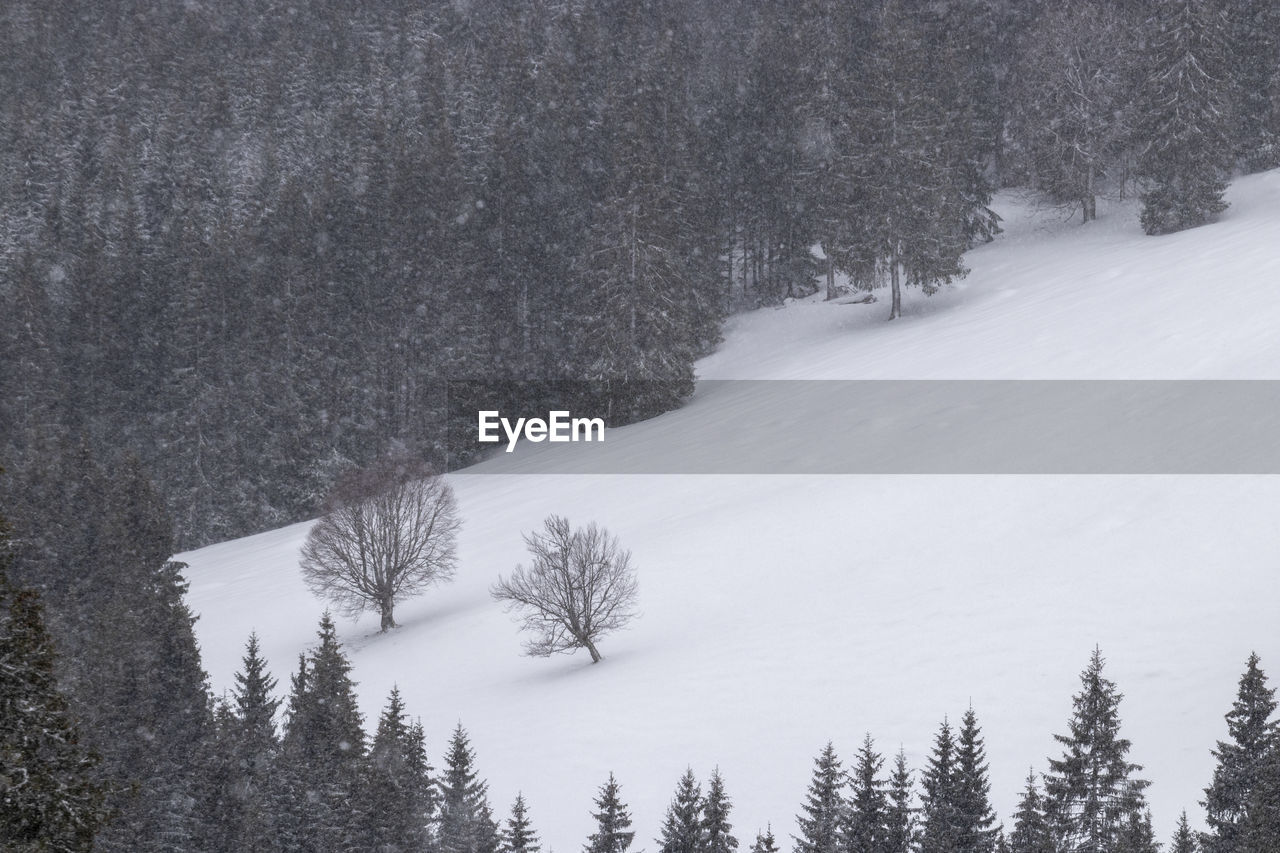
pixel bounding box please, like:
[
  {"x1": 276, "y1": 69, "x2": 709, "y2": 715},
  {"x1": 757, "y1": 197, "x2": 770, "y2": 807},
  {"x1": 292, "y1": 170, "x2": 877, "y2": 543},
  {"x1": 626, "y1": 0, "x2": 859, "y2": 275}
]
[{"x1": 478, "y1": 410, "x2": 605, "y2": 453}]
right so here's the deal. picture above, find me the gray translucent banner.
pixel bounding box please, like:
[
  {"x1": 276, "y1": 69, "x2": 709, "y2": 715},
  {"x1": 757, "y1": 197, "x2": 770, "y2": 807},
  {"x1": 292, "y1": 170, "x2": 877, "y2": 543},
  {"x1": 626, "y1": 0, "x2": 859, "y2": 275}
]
[{"x1": 460, "y1": 380, "x2": 1280, "y2": 474}]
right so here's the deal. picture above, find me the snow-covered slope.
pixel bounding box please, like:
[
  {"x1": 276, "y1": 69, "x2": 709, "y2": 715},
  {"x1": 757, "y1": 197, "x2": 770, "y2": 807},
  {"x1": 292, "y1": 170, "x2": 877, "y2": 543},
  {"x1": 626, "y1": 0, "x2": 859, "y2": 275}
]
[{"x1": 180, "y1": 172, "x2": 1280, "y2": 851}]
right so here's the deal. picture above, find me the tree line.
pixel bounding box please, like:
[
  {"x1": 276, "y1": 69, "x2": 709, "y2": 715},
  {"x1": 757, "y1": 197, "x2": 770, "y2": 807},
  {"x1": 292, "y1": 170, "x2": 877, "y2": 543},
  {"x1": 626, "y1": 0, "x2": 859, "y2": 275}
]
[
  {"x1": 2, "y1": 0, "x2": 1277, "y2": 548},
  {"x1": 4, "y1": 453, "x2": 1280, "y2": 851}
]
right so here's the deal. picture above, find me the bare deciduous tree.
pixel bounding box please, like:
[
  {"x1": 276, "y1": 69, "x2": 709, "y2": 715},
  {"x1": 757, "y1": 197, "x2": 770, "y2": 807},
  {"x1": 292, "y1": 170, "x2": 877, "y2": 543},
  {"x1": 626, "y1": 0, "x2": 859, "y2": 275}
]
[
  {"x1": 300, "y1": 456, "x2": 460, "y2": 632},
  {"x1": 491, "y1": 515, "x2": 638, "y2": 663}
]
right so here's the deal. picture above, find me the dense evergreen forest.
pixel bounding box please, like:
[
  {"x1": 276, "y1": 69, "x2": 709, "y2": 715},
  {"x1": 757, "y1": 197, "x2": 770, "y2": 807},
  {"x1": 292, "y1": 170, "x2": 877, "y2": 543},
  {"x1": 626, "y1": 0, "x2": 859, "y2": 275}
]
[{"x1": 3, "y1": 0, "x2": 1277, "y2": 548}]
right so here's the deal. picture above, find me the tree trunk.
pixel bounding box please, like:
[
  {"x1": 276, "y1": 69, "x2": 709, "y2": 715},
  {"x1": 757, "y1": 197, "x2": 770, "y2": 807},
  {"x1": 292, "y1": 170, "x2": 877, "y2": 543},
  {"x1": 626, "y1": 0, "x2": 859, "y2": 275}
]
[
  {"x1": 1083, "y1": 165, "x2": 1097, "y2": 223},
  {"x1": 380, "y1": 599, "x2": 396, "y2": 632},
  {"x1": 826, "y1": 254, "x2": 836, "y2": 300},
  {"x1": 584, "y1": 638, "x2": 602, "y2": 663},
  {"x1": 889, "y1": 253, "x2": 902, "y2": 320}
]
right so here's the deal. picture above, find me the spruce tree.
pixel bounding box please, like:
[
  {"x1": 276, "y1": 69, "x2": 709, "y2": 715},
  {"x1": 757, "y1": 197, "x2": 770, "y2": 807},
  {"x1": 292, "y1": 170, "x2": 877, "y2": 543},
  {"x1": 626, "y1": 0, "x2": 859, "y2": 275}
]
[
  {"x1": 844, "y1": 735, "x2": 888, "y2": 853},
  {"x1": 79, "y1": 458, "x2": 215, "y2": 852},
  {"x1": 439, "y1": 723, "x2": 494, "y2": 853},
  {"x1": 211, "y1": 632, "x2": 282, "y2": 852},
  {"x1": 1170, "y1": 811, "x2": 1198, "y2": 853},
  {"x1": 884, "y1": 750, "x2": 915, "y2": 853},
  {"x1": 658, "y1": 768, "x2": 705, "y2": 853},
  {"x1": 851, "y1": 0, "x2": 982, "y2": 319},
  {"x1": 503, "y1": 793, "x2": 541, "y2": 853},
  {"x1": 231, "y1": 633, "x2": 281, "y2": 768},
  {"x1": 1115, "y1": 809, "x2": 1159, "y2": 853},
  {"x1": 586, "y1": 773, "x2": 635, "y2": 853},
  {"x1": 279, "y1": 613, "x2": 367, "y2": 851},
  {"x1": 752, "y1": 826, "x2": 781, "y2": 853},
  {"x1": 1007, "y1": 773, "x2": 1052, "y2": 853},
  {"x1": 1225, "y1": 0, "x2": 1280, "y2": 170},
  {"x1": 954, "y1": 708, "x2": 1000, "y2": 853},
  {"x1": 919, "y1": 719, "x2": 963, "y2": 853},
  {"x1": 1240, "y1": 741, "x2": 1280, "y2": 851},
  {"x1": 477, "y1": 799, "x2": 504, "y2": 853},
  {"x1": 0, "y1": 527, "x2": 105, "y2": 852},
  {"x1": 1043, "y1": 648, "x2": 1151, "y2": 853},
  {"x1": 1202, "y1": 652, "x2": 1278, "y2": 853},
  {"x1": 703, "y1": 768, "x2": 739, "y2": 853},
  {"x1": 1008, "y1": 2, "x2": 1142, "y2": 223},
  {"x1": 1137, "y1": 0, "x2": 1233, "y2": 235},
  {"x1": 794, "y1": 743, "x2": 845, "y2": 853},
  {"x1": 365, "y1": 687, "x2": 434, "y2": 852}
]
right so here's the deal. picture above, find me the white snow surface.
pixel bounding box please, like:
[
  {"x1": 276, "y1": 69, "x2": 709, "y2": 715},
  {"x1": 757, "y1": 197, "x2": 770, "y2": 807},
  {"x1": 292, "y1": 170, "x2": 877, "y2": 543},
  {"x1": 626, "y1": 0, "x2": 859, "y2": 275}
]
[{"x1": 181, "y1": 171, "x2": 1280, "y2": 851}]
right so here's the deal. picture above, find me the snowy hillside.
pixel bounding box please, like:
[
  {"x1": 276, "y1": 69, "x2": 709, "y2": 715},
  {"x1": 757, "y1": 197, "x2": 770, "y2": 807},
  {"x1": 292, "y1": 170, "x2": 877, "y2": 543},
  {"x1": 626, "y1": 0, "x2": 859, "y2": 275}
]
[{"x1": 180, "y1": 172, "x2": 1280, "y2": 852}]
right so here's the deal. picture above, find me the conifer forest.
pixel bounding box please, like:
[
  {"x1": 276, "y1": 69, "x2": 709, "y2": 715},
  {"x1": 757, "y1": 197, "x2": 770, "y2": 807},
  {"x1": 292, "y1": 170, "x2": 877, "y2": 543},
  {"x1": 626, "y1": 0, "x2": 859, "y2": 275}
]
[{"x1": 3, "y1": 0, "x2": 1280, "y2": 851}]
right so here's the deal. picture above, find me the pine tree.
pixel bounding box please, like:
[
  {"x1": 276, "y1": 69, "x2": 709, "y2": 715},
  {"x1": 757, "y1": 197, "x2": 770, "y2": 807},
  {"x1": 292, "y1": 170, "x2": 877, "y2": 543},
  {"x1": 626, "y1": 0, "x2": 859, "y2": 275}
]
[
  {"x1": 919, "y1": 719, "x2": 961, "y2": 853},
  {"x1": 1202, "y1": 652, "x2": 1278, "y2": 853},
  {"x1": 851, "y1": 0, "x2": 982, "y2": 320},
  {"x1": 844, "y1": 735, "x2": 888, "y2": 853},
  {"x1": 231, "y1": 632, "x2": 281, "y2": 766},
  {"x1": 503, "y1": 793, "x2": 541, "y2": 853},
  {"x1": 1043, "y1": 648, "x2": 1151, "y2": 853},
  {"x1": 1137, "y1": 0, "x2": 1233, "y2": 234},
  {"x1": 1170, "y1": 811, "x2": 1198, "y2": 853},
  {"x1": 1009, "y1": 2, "x2": 1143, "y2": 223},
  {"x1": 211, "y1": 632, "x2": 282, "y2": 852},
  {"x1": 439, "y1": 723, "x2": 494, "y2": 853},
  {"x1": 703, "y1": 768, "x2": 739, "y2": 853},
  {"x1": 1240, "y1": 741, "x2": 1280, "y2": 852},
  {"x1": 884, "y1": 750, "x2": 915, "y2": 853},
  {"x1": 586, "y1": 773, "x2": 635, "y2": 853},
  {"x1": 954, "y1": 708, "x2": 1000, "y2": 853},
  {"x1": 365, "y1": 687, "x2": 434, "y2": 852},
  {"x1": 1225, "y1": 0, "x2": 1280, "y2": 170},
  {"x1": 1008, "y1": 773, "x2": 1052, "y2": 853},
  {"x1": 80, "y1": 458, "x2": 216, "y2": 852},
  {"x1": 0, "y1": 518, "x2": 106, "y2": 852},
  {"x1": 794, "y1": 743, "x2": 845, "y2": 853},
  {"x1": 477, "y1": 799, "x2": 504, "y2": 853},
  {"x1": 658, "y1": 768, "x2": 705, "y2": 853},
  {"x1": 279, "y1": 613, "x2": 367, "y2": 851},
  {"x1": 1115, "y1": 809, "x2": 1159, "y2": 853},
  {"x1": 752, "y1": 826, "x2": 781, "y2": 853}
]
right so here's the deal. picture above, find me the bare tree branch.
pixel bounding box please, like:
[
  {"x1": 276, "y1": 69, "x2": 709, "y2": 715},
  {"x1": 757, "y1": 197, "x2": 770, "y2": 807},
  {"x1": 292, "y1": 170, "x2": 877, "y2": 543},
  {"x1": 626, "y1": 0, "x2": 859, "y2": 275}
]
[{"x1": 490, "y1": 515, "x2": 638, "y2": 663}]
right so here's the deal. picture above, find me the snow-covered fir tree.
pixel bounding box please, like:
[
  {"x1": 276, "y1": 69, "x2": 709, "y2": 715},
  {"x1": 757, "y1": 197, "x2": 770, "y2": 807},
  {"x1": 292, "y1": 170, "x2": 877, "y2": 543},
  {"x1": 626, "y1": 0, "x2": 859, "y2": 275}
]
[
  {"x1": 852, "y1": 0, "x2": 979, "y2": 319},
  {"x1": 844, "y1": 735, "x2": 889, "y2": 853},
  {"x1": 439, "y1": 723, "x2": 496, "y2": 853},
  {"x1": 1169, "y1": 811, "x2": 1198, "y2": 853},
  {"x1": 918, "y1": 719, "x2": 960, "y2": 853},
  {"x1": 365, "y1": 686, "x2": 434, "y2": 852},
  {"x1": 586, "y1": 773, "x2": 636, "y2": 853},
  {"x1": 1009, "y1": 2, "x2": 1142, "y2": 223},
  {"x1": 278, "y1": 613, "x2": 367, "y2": 850},
  {"x1": 1043, "y1": 648, "x2": 1151, "y2": 853},
  {"x1": 1225, "y1": 0, "x2": 1280, "y2": 170},
  {"x1": 1241, "y1": 738, "x2": 1280, "y2": 850},
  {"x1": 794, "y1": 743, "x2": 845, "y2": 853},
  {"x1": 703, "y1": 768, "x2": 739, "y2": 853},
  {"x1": 503, "y1": 793, "x2": 541, "y2": 853},
  {"x1": 1008, "y1": 772, "x2": 1052, "y2": 853},
  {"x1": 954, "y1": 708, "x2": 1000, "y2": 853},
  {"x1": 1136, "y1": 0, "x2": 1233, "y2": 235},
  {"x1": 208, "y1": 633, "x2": 281, "y2": 851},
  {"x1": 752, "y1": 826, "x2": 781, "y2": 853},
  {"x1": 1202, "y1": 652, "x2": 1278, "y2": 853},
  {"x1": 884, "y1": 750, "x2": 916, "y2": 853},
  {"x1": 658, "y1": 768, "x2": 705, "y2": 853},
  {"x1": 0, "y1": 543, "x2": 105, "y2": 852}
]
